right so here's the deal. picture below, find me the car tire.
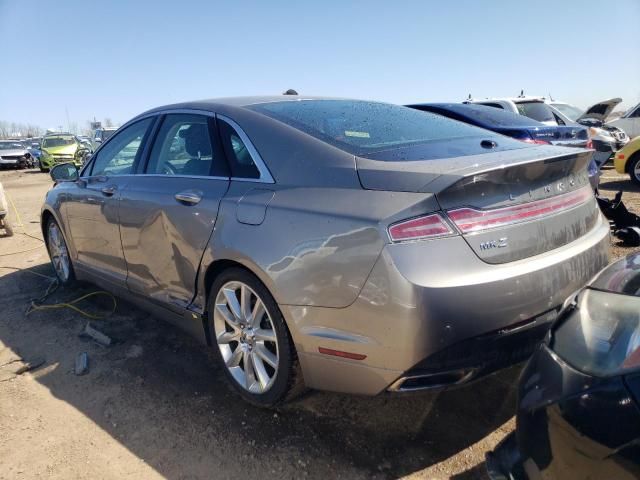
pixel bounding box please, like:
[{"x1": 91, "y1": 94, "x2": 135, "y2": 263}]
[
  {"x1": 207, "y1": 267, "x2": 304, "y2": 407},
  {"x1": 629, "y1": 153, "x2": 640, "y2": 187},
  {"x1": 45, "y1": 217, "x2": 75, "y2": 285},
  {"x1": 1, "y1": 216, "x2": 13, "y2": 237}
]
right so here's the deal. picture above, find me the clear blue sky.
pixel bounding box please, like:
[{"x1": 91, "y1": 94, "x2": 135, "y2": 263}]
[{"x1": 2, "y1": 0, "x2": 639, "y2": 130}]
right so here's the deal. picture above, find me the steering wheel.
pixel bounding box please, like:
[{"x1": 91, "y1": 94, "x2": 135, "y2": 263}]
[{"x1": 161, "y1": 162, "x2": 177, "y2": 175}]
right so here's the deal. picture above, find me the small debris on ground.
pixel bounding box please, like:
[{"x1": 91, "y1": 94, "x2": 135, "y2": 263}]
[
  {"x1": 75, "y1": 352, "x2": 89, "y2": 375},
  {"x1": 80, "y1": 322, "x2": 112, "y2": 347}
]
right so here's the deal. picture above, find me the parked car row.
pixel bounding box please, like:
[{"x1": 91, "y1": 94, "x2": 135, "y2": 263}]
[{"x1": 465, "y1": 94, "x2": 631, "y2": 168}]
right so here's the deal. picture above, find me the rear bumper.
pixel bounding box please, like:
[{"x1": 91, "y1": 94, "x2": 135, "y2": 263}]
[{"x1": 285, "y1": 213, "x2": 610, "y2": 395}]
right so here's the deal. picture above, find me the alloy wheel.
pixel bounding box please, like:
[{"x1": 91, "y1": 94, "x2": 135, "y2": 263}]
[
  {"x1": 633, "y1": 161, "x2": 640, "y2": 183},
  {"x1": 47, "y1": 221, "x2": 70, "y2": 282},
  {"x1": 214, "y1": 281, "x2": 279, "y2": 393}
]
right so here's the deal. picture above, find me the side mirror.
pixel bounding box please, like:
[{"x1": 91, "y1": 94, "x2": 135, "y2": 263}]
[{"x1": 50, "y1": 162, "x2": 78, "y2": 183}]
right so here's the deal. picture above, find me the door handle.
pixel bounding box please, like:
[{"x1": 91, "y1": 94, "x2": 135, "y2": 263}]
[
  {"x1": 101, "y1": 185, "x2": 117, "y2": 196},
  {"x1": 175, "y1": 191, "x2": 202, "y2": 205}
]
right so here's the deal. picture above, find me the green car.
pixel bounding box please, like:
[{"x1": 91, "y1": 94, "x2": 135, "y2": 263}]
[{"x1": 40, "y1": 134, "x2": 89, "y2": 172}]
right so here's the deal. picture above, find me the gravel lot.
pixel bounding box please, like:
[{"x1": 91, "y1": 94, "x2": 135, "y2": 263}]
[{"x1": 1, "y1": 165, "x2": 638, "y2": 480}]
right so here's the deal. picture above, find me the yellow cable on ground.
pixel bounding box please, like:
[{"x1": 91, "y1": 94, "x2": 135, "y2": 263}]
[
  {"x1": 25, "y1": 280, "x2": 118, "y2": 320},
  {"x1": 7, "y1": 193, "x2": 24, "y2": 228},
  {"x1": 0, "y1": 265, "x2": 54, "y2": 280},
  {"x1": 3, "y1": 193, "x2": 117, "y2": 320}
]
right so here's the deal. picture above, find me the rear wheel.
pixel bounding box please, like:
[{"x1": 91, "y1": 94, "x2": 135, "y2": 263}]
[
  {"x1": 46, "y1": 218, "x2": 75, "y2": 285},
  {"x1": 208, "y1": 268, "x2": 303, "y2": 407},
  {"x1": 628, "y1": 153, "x2": 640, "y2": 187}
]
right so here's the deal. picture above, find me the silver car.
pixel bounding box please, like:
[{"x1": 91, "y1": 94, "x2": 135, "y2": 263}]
[
  {"x1": 0, "y1": 140, "x2": 35, "y2": 169},
  {"x1": 42, "y1": 96, "x2": 610, "y2": 406}
]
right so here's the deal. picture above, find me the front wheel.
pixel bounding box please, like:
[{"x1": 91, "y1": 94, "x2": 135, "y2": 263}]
[
  {"x1": 628, "y1": 153, "x2": 640, "y2": 187},
  {"x1": 208, "y1": 268, "x2": 304, "y2": 407},
  {"x1": 46, "y1": 218, "x2": 75, "y2": 285}
]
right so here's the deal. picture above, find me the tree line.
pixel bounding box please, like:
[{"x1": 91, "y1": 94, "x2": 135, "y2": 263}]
[{"x1": 0, "y1": 118, "x2": 116, "y2": 139}]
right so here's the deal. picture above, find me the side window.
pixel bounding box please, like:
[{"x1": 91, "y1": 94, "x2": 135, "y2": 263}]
[
  {"x1": 218, "y1": 119, "x2": 261, "y2": 179},
  {"x1": 630, "y1": 108, "x2": 640, "y2": 119},
  {"x1": 91, "y1": 119, "x2": 153, "y2": 176},
  {"x1": 146, "y1": 114, "x2": 226, "y2": 177}
]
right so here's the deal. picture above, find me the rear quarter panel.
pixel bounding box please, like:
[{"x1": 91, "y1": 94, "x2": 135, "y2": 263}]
[{"x1": 195, "y1": 182, "x2": 440, "y2": 310}]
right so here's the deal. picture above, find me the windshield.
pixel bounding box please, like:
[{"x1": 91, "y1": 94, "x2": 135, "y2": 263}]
[
  {"x1": 0, "y1": 142, "x2": 24, "y2": 150},
  {"x1": 42, "y1": 136, "x2": 76, "y2": 148},
  {"x1": 249, "y1": 100, "x2": 495, "y2": 155},
  {"x1": 551, "y1": 103, "x2": 584, "y2": 121},
  {"x1": 515, "y1": 102, "x2": 556, "y2": 123}
]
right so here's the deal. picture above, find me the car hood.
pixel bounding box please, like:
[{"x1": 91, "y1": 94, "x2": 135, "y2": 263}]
[
  {"x1": 43, "y1": 144, "x2": 78, "y2": 155},
  {"x1": 577, "y1": 98, "x2": 622, "y2": 122},
  {"x1": 0, "y1": 148, "x2": 28, "y2": 156}
]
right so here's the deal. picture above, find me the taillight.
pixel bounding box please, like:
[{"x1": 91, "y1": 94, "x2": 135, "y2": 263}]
[
  {"x1": 586, "y1": 139, "x2": 593, "y2": 149},
  {"x1": 388, "y1": 213, "x2": 453, "y2": 242},
  {"x1": 521, "y1": 138, "x2": 551, "y2": 145},
  {"x1": 447, "y1": 187, "x2": 593, "y2": 234}
]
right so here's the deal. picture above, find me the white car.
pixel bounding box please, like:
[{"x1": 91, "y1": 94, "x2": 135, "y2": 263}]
[
  {"x1": 464, "y1": 95, "x2": 561, "y2": 126},
  {"x1": 608, "y1": 102, "x2": 640, "y2": 139},
  {"x1": 547, "y1": 98, "x2": 629, "y2": 167}
]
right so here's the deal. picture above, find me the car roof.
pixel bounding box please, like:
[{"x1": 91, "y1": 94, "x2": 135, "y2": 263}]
[
  {"x1": 138, "y1": 95, "x2": 355, "y2": 116},
  {"x1": 470, "y1": 96, "x2": 546, "y2": 103}
]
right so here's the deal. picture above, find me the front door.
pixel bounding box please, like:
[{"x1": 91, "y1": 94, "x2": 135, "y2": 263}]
[
  {"x1": 118, "y1": 113, "x2": 230, "y2": 311},
  {"x1": 66, "y1": 117, "x2": 155, "y2": 283}
]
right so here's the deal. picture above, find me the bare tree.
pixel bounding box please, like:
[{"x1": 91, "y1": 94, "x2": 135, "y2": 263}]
[{"x1": 103, "y1": 118, "x2": 114, "y2": 128}]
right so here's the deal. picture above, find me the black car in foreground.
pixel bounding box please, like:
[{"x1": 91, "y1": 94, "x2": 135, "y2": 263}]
[
  {"x1": 486, "y1": 253, "x2": 640, "y2": 480},
  {"x1": 407, "y1": 103, "x2": 599, "y2": 189}
]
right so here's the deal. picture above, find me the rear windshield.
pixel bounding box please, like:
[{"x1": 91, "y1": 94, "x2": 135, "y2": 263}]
[
  {"x1": 417, "y1": 104, "x2": 542, "y2": 128},
  {"x1": 515, "y1": 102, "x2": 555, "y2": 123},
  {"x1": 249, "y1": 100, "x2": 495, "y2": 155}
]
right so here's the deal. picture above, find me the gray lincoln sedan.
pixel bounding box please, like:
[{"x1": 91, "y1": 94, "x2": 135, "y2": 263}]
[{"x1": 42, "y1": 96, "x2": 610, "y2": 406}]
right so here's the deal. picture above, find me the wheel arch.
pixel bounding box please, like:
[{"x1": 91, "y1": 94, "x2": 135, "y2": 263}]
[{"x1": 200, "y1": 258, "x2": 283, "y2": 344}]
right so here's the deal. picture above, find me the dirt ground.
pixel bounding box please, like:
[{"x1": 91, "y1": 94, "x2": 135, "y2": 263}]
[{"x1": 0, "y1": 165, "x2": 638, "y2": 480}]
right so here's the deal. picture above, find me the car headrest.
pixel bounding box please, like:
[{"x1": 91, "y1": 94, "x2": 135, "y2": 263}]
[{"x1": 181, "y1": 124, "x2": 211, "y2": 157}]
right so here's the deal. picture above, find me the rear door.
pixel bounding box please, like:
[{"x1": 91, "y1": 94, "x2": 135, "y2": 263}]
[{"x1": 118, "y1": 112, "x2": 230, "y2": 312}]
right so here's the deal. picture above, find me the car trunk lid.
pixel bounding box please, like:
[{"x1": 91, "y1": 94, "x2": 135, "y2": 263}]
[{"x1": 357, "y1": 144, "x2": 599, "y2": 264}]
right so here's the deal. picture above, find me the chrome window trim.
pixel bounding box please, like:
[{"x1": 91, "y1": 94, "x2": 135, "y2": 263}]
[
  {"x1": 216, "y1": 114, "x2": 275, "y2": 184},
  {"x1": 79, "y1": 173, "x2": 229, "y2": 181},
  {"x1": 84, "y1": 108, "x2": 275, "y2": 183}
]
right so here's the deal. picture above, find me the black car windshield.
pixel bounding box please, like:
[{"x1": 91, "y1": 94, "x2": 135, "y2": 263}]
[
  {"x1": 249, "y1": 100, "x2": 495, "y2": 155},
  {"x1": 0, "y1": 142, "x2": 24, "y2": 150},
  {"x1": 42, "y1": 136, "x2": 75, "y2": 148},
  {"x1": 515, "y1": 102, "x2": 556, "y2": 123}
]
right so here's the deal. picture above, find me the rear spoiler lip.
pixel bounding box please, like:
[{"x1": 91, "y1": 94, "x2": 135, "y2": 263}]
[{"x1": 356, "y1": 145, "x2": 593, "y2": 193}]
